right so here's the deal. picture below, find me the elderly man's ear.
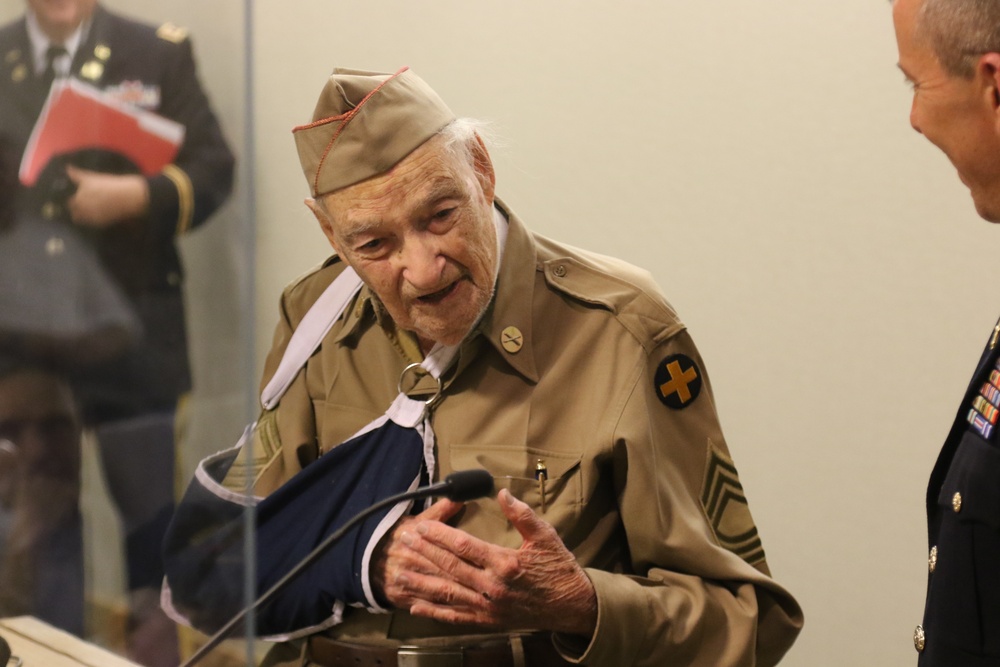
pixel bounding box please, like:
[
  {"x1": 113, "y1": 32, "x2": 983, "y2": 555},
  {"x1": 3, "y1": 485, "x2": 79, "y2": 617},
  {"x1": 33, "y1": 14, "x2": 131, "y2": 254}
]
[
  {"x1": 305, "y1": 198, "x2": 342, "y2": 255},
  {"x1": 470, "y1": 133, "x2": 496, "y2": 202}
]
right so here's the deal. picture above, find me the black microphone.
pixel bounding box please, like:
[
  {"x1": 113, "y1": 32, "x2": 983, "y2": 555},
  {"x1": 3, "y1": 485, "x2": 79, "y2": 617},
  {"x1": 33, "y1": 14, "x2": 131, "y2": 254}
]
[
  {"x1": 417, "y1": 468, "x2": 494, "y2": 502},
  {"x1": 179, "y1": 469, "x2": 494, "y2": 667}
]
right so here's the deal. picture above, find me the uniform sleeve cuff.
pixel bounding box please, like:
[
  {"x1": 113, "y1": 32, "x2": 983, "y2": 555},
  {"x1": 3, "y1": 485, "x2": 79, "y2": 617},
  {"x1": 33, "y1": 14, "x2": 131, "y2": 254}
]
[
  {"x1": 552, "y1": 568, "x2": 648, "y2": 665},
  {"x1": 148, "y1": 165, "x2": 194, "y2": 235}
]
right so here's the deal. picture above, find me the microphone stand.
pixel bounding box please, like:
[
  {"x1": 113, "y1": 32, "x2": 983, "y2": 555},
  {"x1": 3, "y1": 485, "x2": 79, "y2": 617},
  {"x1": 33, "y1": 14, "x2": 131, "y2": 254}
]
[{"x1": 180, "y1": 480, "x2": 464, "y2": 667}]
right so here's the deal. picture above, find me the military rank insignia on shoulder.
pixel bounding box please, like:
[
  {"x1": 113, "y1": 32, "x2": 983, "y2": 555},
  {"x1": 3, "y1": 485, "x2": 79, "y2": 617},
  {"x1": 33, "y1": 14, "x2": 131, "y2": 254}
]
[
  {"x1": 156, "y1": 22, "x2": 189, "y2": 44},
  {"x1": 654, "y1": 353, "x2": 702, "y2": 409},
  {"x1": 701, "y1": 440, "x2": 765, "y2": 566}
]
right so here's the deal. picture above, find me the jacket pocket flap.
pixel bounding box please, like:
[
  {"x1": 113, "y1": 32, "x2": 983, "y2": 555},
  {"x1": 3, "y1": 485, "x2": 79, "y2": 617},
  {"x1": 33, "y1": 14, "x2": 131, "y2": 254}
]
[{"x1": 938, "y1": 432, "x2": 1000, "y2": 529}]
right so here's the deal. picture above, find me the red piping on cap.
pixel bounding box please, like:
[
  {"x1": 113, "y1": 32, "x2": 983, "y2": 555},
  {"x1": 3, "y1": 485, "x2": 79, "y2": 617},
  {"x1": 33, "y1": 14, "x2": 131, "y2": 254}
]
[{"x1": 293, "y1": 66, "x2": 410, "y2": 196}]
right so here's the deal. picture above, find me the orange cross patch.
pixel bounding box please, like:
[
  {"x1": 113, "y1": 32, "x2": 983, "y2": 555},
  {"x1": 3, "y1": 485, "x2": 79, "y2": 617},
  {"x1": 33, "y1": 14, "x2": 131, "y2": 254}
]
[{"x1": 654, "y1": 354, "x2": 702, "y2": 409}]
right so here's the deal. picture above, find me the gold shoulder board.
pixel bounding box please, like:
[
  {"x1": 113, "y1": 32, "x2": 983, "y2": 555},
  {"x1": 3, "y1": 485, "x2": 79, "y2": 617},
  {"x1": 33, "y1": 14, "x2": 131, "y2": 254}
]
[{"x1": 156, "y1": 22, "x2": 189, "y2": 44}]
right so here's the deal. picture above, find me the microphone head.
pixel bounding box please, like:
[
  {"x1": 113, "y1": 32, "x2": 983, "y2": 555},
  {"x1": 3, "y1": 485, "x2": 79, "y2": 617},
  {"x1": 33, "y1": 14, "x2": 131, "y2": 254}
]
[{"x1": 443, "y1": 469, "x2": 494, "y2": 502}]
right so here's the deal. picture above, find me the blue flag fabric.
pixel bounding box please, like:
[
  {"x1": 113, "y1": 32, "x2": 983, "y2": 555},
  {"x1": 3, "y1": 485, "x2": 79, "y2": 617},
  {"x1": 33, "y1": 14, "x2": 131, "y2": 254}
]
[
  {"x1": 162, "y1": 418, "x2": 426, "y2": 637},
  {"x1": 253, "y1": 419, "x2": 425, "y2": 633},
  {"x1": 161, "y1": 438, "x2": 248, "y2": 633}
]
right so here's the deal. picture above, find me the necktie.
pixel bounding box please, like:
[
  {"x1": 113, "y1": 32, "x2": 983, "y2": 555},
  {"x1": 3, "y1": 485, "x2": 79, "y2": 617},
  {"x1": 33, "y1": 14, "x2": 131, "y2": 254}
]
[{"x1": 42, "y1": 45, "x2": 68, "y2": 89}]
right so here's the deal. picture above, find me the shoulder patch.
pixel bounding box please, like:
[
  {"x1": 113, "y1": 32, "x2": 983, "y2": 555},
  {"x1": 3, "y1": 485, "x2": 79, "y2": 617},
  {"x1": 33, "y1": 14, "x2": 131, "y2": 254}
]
[
  {"x1": 156, "y1": 22, "x2": 189, "y2": 43},
  {"x1": 653, "y1": 353, "x2": 702, "y2": 409},
  {"x1": 702, "y1": 440, "x2": 765, "y2": 567}
]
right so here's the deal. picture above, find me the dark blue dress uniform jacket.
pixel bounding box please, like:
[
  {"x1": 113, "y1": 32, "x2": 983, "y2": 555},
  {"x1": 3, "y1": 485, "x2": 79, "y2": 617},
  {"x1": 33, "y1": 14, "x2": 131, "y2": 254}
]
[
  {"x1": 918, "y1": 323, "x2": 1000, "y2": 665},
  {"x1": 0, "y1": 4, "x2": 234, "y2": 421}
]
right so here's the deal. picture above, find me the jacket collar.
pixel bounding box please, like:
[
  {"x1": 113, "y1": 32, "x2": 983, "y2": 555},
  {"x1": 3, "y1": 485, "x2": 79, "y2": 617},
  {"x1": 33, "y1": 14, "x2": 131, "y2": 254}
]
[
  {"x1": 70, "y1": 5, "x2": 111, "y2": 86},
  {"x1": 470, "y1": 198, "x2": 539, "y2": 383},
  {"x1": 25, "y1": 11, "x2": 88, "y2": 74}
]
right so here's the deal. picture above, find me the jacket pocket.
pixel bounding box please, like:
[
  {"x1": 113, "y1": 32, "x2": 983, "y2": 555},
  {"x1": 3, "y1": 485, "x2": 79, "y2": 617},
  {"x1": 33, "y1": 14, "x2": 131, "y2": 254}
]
[
  {"x1": 449, "y1": 444, "x2": 582, "y2": 533},
  {"x1": 939, "y1": 433, "x2": 1000, "y2": 529},
  {"x1": 931, "y1": 432, "x2": 1000, "y2": 655}
]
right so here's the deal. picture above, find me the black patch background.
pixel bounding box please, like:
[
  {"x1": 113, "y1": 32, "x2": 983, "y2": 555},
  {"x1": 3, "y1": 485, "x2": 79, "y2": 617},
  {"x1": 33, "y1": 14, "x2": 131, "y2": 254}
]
[{"x1": 654, "y1": 353, "x2": 702, "y2": 409}]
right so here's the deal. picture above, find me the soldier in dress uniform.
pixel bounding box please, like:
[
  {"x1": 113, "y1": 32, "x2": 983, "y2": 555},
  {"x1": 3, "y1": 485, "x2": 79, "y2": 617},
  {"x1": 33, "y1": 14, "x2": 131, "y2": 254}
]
[
  {"x1": 0, "y1": 1, "x2": 234, "y2": 665},
  {"x1": 892, "y1": 0, "x2": 1000, "y2": 663}
]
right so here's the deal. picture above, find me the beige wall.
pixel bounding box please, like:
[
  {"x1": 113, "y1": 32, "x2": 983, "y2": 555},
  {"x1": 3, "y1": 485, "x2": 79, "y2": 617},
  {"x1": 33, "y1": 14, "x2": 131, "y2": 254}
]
[{"x1": 3, "y1": 0, "x2": 995, "y2": 664}]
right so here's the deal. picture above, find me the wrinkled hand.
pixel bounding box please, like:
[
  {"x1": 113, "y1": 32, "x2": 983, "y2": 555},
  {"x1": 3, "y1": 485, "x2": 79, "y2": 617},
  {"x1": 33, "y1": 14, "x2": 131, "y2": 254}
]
[
  {"x1": 371, "y1": 496, "x2": 465, "y2": 603},
  {"x1": 376, "y1": 488, "x2": 597, "y2": 637},
  {"x1": 65, "y1": 165, "x2": 149, "y2": 227}
]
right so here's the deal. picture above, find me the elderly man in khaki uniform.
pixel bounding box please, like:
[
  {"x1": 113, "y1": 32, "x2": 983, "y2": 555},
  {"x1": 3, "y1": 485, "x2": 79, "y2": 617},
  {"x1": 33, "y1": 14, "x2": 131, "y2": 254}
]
[{"x1": 165, "y1": 66, "x2": 802, "y2": 667}]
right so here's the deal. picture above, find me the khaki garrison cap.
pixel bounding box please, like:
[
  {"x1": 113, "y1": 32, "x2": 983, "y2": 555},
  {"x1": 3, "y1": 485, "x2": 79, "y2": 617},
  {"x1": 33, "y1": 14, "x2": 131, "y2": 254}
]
[{"x1": 293, "y1": 66, "x2": 456, "y2": 197}]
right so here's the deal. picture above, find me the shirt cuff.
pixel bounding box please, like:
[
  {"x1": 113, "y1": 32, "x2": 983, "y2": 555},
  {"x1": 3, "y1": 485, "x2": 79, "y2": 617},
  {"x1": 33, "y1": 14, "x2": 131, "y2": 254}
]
[{"x1": 552, "y1": 568, "x2": 648, "y2": 665}]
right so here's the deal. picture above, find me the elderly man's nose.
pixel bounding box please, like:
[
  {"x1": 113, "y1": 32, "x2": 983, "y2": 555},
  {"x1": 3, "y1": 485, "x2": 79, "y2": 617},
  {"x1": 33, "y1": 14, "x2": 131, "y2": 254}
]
[{"x1": 401, "y1": 240, "x2": 444, "y2": 287}]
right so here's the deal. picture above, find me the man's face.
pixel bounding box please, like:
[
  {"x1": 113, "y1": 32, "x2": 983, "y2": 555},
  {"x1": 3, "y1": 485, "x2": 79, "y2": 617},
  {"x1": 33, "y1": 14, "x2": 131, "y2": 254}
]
[
  {"x1": 312, "y1": 135, "x2": 498, "y2": 350},
  {"x1": 27, "y1": 0, "x2": 97, "y2": 41},
  {"x1": 0, "y1": 370, "x2": 80, "y2": 506},
  {"x1": 894, "y1": 0, "x2": 1000, "y2": 221}
]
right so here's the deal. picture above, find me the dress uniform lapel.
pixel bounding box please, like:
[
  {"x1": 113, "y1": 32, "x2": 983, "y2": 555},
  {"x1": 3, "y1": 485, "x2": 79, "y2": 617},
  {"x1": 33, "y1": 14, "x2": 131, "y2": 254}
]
[
  {"x1": 926, "y1": 319, "x2": 1000, "y2": 513},
  {"x1": 2, "y1": 20, "x2": 47, "y2": 120},
  {"x1": 71, "y1": 6, "x2": 109, "y2": 87}
]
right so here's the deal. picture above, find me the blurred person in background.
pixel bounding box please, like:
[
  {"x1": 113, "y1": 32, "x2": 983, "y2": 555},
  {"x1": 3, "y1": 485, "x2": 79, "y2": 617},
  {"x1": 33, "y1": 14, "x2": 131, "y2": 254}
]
[{"x1": 0, "y1": 0, "x2": 234, "y2": 664}]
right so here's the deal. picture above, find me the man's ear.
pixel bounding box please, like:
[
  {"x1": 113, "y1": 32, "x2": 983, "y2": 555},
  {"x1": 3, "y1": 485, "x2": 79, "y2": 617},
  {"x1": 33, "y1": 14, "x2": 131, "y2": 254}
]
[
  {"x1": 305, "y1": 198, "x2": 342, "y2": 255},
  {"x1": 978, "y1": 53, "x2": 1000, "y2": 125},
  {"x1": 469, "y1": 133, "x2": 496, "y2": 203}
]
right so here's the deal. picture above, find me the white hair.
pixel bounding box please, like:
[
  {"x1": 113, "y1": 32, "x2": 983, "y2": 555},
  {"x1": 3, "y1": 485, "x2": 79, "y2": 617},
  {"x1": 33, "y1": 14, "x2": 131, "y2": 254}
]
[{"x1": 438, "y1": 117, "x2": 498, "y2": 165}]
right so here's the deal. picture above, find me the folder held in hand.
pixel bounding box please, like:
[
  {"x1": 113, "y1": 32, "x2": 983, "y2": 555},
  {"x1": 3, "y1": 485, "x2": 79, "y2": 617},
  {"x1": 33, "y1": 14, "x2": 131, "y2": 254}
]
[{"x1": 18, "y1": 78, "x2": 185, "y2": 186}]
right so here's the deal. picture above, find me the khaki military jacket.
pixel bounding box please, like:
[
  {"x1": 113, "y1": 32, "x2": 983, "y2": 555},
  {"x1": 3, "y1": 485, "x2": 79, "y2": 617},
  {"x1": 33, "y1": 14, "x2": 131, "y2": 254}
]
[{"x1": 238, "y1": 201, "x2": 803, "y2": 666}]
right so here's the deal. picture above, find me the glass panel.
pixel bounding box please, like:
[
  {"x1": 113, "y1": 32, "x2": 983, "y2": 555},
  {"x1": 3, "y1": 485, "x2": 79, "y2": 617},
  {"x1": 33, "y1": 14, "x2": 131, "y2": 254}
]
[{"x1": 0, "y1": 1, "x2": 255, "y2": 665}]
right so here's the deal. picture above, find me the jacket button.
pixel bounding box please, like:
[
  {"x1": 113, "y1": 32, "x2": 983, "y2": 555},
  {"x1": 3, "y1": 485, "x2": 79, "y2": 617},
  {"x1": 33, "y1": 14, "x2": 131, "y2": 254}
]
[
  {"x1": 914, "y1": 625, "x2": 925, "y2": 652},
  {"x1": 45, "y1": 235, "x2": 65, "y2": 257},
  {"x1": 928, "y1": 546, "x2": 937, "y2": 574},
  {"x1": 952, "y1": 492, "x2": 962, "y2": 513},
  {"x1": 552, "y1": 264, "x2": 567, "y2": 278}
]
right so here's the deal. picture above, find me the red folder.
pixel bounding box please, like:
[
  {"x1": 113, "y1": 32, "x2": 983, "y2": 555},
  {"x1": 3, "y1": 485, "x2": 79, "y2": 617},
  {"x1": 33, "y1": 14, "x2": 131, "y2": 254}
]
[{"x1": 19, "y1": 78, "x2": 185, "y2": 186}]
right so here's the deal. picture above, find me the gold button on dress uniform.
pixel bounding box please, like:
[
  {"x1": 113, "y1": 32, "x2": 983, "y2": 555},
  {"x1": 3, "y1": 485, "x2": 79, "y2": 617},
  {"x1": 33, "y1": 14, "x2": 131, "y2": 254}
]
[
  {"x1": 928, "y1": 545, "x2": 937, "y2": 574},
  {"x1": 952, "y1": 492, "x2": 962, "y2": 513},
  {"x1": 914, "y1": 625, "x2": 926, "y2": 653}
]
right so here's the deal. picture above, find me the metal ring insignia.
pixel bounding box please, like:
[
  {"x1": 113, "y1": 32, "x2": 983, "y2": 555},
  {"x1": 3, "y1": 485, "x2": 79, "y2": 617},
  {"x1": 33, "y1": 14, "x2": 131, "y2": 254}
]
[{"x1": 397, "y1": 362, "x2": 443, "y2": 406}]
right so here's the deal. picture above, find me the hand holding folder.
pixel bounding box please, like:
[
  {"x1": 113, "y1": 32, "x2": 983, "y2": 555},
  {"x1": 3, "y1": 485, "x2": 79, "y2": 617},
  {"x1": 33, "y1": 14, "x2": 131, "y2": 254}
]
[{"x1": 18, "y1": 78, "x2": 185, "y2": 187}]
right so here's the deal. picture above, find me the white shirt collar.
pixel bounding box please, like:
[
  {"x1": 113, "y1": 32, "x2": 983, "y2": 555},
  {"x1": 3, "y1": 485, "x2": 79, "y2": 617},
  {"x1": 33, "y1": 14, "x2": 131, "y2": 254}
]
[{"x1": 25, "y1": 11, "x2": 90, "y2": 76}]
